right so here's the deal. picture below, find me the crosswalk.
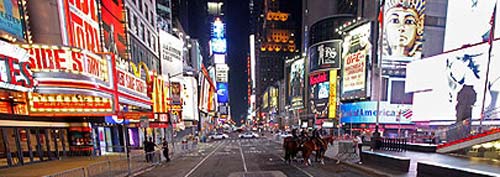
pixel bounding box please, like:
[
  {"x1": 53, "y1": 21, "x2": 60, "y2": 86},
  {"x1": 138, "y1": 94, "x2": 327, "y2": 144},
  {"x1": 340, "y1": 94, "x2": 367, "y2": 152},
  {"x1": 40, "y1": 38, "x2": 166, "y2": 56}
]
[{"x1": 210, "y1": 138, "x2": 272, "y2": 143}]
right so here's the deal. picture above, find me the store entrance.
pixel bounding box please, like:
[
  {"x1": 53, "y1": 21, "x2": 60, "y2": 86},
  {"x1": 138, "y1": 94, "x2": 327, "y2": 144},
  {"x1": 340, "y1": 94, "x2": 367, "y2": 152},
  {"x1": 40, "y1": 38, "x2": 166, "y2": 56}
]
[{"x1": 0, "y1": 127, "x2": 68, "y2": 168}]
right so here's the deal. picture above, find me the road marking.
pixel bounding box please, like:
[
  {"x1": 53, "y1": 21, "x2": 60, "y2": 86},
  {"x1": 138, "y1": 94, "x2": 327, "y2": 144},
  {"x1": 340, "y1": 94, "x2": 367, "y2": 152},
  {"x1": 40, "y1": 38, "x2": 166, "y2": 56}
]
[
  {"x1": 238, "y1": 141, "x2": 248, "y2": 172},
  {"x1": 259, "y1": 140, "x2": 314, "y2": 177},
  {"x1": 183, "y1": 141, "x2": 224, "y2": 177}
]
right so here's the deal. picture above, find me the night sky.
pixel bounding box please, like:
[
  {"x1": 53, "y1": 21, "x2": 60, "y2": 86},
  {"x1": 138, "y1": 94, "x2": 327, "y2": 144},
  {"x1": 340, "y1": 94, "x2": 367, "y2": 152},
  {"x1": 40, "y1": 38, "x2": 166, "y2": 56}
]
[{"x1": 226, "y1": 0, "x2": 250, "y2": 125}]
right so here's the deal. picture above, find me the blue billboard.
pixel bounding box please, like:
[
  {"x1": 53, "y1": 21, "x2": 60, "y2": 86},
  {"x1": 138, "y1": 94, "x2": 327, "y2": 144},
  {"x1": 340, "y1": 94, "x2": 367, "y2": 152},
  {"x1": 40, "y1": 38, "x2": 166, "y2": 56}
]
[
  {"x1": 0, "y1": 0, "x2": 24, "y2": 40},
  {"x1": 210, "y1": 18, "x2": 226, "y2": 54},
  {"x1": 340, "y1": 101, "x2": 413, "y2": 124},
  {"x1": 217, "y1": 82, "x2": 229, "y2": 103}
]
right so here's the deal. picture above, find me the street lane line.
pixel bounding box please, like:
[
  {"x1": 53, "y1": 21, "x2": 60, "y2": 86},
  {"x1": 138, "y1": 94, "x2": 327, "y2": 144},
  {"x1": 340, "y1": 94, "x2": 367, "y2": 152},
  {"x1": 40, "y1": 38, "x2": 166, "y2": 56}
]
[
  {"x1": 184, "y1": 141, "x2": 224, "y2": 177},
  {"x1": 238, "y1": 141, "x2": 248, "y2": 172},
  {"x1": 260, "y1": 141, "x2": 314, "y2": 177}
]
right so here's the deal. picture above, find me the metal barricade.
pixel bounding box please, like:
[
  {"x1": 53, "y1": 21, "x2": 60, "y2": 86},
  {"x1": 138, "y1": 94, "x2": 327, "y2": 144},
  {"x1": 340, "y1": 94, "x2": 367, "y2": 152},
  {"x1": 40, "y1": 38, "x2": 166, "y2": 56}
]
[{"x1": 45, "y1": 167, "x2": 86, "y2": 177}]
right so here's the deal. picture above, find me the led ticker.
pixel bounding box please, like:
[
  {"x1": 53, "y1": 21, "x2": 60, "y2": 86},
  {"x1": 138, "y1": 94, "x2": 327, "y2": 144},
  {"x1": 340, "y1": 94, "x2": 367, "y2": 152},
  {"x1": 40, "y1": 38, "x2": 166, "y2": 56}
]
[{"x1": 210, "y1": 18, "x2": 227, "y2": 54}]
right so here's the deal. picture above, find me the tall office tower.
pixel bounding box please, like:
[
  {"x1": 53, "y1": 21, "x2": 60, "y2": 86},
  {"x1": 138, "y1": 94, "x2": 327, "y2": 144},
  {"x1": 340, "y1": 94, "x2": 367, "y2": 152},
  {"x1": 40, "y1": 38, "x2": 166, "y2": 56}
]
[
  {"x1": 124, "y1": 0, "x2": 160, "y2": 72},
  {"x1": 251, "y1": 0, "x2": 301, "y2": 114}
]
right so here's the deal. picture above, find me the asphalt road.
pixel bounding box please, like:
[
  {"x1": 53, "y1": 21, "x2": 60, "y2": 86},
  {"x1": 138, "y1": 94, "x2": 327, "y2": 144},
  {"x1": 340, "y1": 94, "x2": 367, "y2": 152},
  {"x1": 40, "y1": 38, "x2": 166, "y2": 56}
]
[{"x1": 138, "y1": 136, "x2": 373, "y2": 177}]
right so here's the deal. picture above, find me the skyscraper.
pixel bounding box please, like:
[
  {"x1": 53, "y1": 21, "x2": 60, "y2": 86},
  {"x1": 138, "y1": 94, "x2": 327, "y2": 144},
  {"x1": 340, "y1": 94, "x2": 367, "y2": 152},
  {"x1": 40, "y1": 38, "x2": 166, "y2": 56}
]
[{"x1": 251, "y1": 0, "x2": 301, "y2": 116}]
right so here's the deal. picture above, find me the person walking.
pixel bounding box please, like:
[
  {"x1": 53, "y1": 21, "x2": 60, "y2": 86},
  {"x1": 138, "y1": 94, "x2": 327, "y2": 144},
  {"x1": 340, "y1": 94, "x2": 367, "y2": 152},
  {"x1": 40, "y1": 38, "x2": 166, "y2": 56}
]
[
  {"x1": 354, "y1": 134, "x2": 363, "y2": 164},
  {"x1": 162, "y1": 138, "x2": 170, "y2": 162}
]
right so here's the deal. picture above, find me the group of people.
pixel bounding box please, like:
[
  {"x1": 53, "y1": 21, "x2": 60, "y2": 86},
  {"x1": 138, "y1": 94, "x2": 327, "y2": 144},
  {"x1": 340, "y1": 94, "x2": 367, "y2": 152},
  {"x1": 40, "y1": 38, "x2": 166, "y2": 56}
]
[
  {"x1": 289, "y1": 128, "x2": 328, "y2": 150},
  {"x1": 143, "y1": 137, "x2": 171, "y2": 163}
]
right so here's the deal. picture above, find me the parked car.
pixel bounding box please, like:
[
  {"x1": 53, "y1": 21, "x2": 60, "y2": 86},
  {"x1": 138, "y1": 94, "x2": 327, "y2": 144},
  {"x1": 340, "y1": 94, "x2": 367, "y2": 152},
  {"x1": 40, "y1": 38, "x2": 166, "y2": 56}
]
[
  {"x1": 208, "y1": 133, "x2": 229, "y2": 140},
  {"x1": 239, "y1": 132, "x2": 259, "y2": 139}
]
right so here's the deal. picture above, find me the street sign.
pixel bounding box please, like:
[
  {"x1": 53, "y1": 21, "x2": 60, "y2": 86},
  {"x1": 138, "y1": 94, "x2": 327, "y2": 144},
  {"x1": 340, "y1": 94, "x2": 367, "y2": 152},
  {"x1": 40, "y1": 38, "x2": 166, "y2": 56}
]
[{"x1": 140, "y1": 116, "x2": 149, "y2": 128}]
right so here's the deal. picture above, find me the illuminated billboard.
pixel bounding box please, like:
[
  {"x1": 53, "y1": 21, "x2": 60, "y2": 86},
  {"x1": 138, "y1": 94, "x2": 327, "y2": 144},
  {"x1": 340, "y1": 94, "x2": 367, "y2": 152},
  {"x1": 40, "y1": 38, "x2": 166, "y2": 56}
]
[
  {"x1": 308, "y1": 40, "x2": 342, "y2": 71},
  {"x1": 63, "y1": 0, "x2": 101, "y2": 53},
  {"x1": 289, "y1": 58, "x2": 304, "y2": 109},
  {"x1": 182, "y1": 76, "x2": 198, "y2": 121},
  {"x1": 171, "y1": 82, "x2": 182, "y2": 105},
  {"x1": 210, "y1": 18, "x2": 226, "y2": 54},
  {"x1": 407, "y1": 41, "x2": 500, "y2": 122},
  {"x1": 341, "y1": 23, "x2": 371, "y2": 100},
  {"x1": 382, "y1": 0, "x2": 425, "y2": 61},
  {"x1": 340, "y1": 101, "x2": 413, "y2": 124},
  {"x1": 217, "y1": 82, "x2": 229, "y2": 103},
  {"x1": 0, "y1": 41, "x2": 32, "y2": 92},
  {"x1": 0, "y1": 0, "x2": 24, "y2": 40},
  {"x1": 309, "y1": 71, "x2": 330, "y2": 119},
  {"x1": 160, "y1": 30, "x2": 183, "y2": 76},
  {"x1": 100, "y1": 0, "x2": 127, "y2": 61},
  {"x1": 444, "y1": 0, "x2": 500, "y2": 51}
]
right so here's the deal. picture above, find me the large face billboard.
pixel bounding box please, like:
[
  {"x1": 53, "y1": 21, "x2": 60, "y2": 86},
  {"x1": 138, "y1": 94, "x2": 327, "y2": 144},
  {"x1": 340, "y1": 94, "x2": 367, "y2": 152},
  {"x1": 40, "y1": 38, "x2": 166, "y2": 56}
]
[
  {"x1": 382, "y1": 0, "x2": 425, "y2": 60},
  {"x1": 341, "y1": 23, "x2": 371, "y2": 100},
  {"x1": 63, "y1": 0, "x2": 101, "y2": 53},
  {"x1": 309, "y1": 71, "x2": 330, "y2": 119},
  {"x1": 0, "y1": 0, "x2": 24, "y2": 40},
  {"x1": 217, "y1": 82, "x2": 229, "y2": 103},
  {"x1": 308, "y1": 40, "x2": 342, "y2": 71},
  {"x1": 289, "y1": 58, "x2": 304, "y2": 109},
  {"x1": 101, "y1": 0, "x2": 127, "y2": 61},
  {"x1": 444, "y1": 0, "x2": 500, "y2": 51},
  {"x1": 407, "y1": 41, "x2": 500, "y2": 122}
]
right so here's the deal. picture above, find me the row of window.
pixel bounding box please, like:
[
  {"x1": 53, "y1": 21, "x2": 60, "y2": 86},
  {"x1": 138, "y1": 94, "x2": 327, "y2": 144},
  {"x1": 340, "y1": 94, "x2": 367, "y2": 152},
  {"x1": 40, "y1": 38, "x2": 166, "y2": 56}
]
[{"x1": 128, "y1": 9, "x2": 158, "y2": 55}]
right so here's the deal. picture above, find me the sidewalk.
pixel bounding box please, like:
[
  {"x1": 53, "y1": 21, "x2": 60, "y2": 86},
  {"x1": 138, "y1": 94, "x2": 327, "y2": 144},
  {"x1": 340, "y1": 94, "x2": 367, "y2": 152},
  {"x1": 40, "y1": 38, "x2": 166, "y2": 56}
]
[
  {"x1": 0, "y1": 155, "x2": 125, "y2": 177},
  {"x1": 325, "y1": 147, "x2": 500, "y2": 177},
  {"x1": 0, "y1": 141, "x2": 205, "y2": 177}
]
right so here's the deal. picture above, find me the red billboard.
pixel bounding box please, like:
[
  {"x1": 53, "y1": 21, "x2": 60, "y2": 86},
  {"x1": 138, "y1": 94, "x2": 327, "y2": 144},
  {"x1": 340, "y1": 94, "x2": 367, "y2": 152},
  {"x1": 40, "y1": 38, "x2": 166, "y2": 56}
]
[
  {"x1": 100, "y1": 0, "x2": 127, "y2": 60},
  {"x1": 64, "y1": 0, "x2": 101, "y2": 53}
]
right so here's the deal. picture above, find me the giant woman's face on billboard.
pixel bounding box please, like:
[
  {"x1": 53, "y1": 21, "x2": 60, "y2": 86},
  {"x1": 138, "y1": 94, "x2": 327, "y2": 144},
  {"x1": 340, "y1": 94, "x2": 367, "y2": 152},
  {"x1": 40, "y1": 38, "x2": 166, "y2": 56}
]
[{"x1": 384, "y1": 0, "x2": 425, "y2": 58}]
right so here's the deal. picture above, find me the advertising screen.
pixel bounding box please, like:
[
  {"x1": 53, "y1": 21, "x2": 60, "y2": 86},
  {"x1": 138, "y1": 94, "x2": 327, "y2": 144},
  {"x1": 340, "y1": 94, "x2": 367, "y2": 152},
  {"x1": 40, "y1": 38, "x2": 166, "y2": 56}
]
[
  {"x1": 101, "y1": 0, "x2": 127, "y2": 61},
  {"x1": 309, "y1": 71, "x2": 330, "y2": 119},
  {"x1": 0, "y1": 0, "x2": 23, "y2": 40},
  {"x1": 308, "y1": 40, "x2": 342, "y2": 71},
  {"x1": 182, "y1": 77, "x2": 198, "y2": 121},
  {"x1": 171, "y1": 82, "x2": 182, "y2": 105},
  {"x1": 328, "y1": 70, "x2": 337, "y2": 119},
  {"x1": 289, "y1": 58, "x2": 304, "y2": 109},
  {"x1": 444, "y1": 0, "x2": 500, "y2": 51},
  {"x1": 160, "y1": 30, "x2": 183, "y2": 76},
  {"x1": 407, "y1": 41, "x2": 500, "y2": 121},
  {"x1": 217, "y1": 82, "x2": 229, "y2": 103},
  {"x1": 210, "y1": 18, "x2": 226, "y2": 54},
  {"x1": 382, "y1": 0, "x2": 425, "y2": 61},
  {"x1": 216, "y1": 64, "x2": 229, "y2": 82},
  {"x1": 340, "y1": 101, "x2": 413, "y2": 124},
  {"x1": 341, "y1": 23, "x2": 371, "y2": 100},
  {"x1": 64, "y1": 0, "x2": 101, "y2": 53}
]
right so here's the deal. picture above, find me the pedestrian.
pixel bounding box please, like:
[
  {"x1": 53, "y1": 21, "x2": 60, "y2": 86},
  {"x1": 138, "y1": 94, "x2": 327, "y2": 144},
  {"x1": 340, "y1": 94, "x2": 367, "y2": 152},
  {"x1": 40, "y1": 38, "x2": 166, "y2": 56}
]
[
  {"x1": 354, "y1": 134, "x2": 363, "y2": 164},
  {"x1": 162, "y1": 138, "x2": 170, "y2": 162},
  {"x1": 146, "y1": 137, "x2": 155, "y2": 162}
]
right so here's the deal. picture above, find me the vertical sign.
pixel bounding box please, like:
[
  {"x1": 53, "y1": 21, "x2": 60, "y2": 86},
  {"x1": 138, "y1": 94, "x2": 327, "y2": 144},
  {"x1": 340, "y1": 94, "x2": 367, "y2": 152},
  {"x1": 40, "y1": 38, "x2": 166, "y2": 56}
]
[
  {"x1": 64, "y1": 0, "x2": 101, "y2": 53},
  {"x1": 328, "y1": 70, "x2": 337, "y2": 119},
  {"x1": 100, "y1": 0, "x2": 127, "y2": 60}
]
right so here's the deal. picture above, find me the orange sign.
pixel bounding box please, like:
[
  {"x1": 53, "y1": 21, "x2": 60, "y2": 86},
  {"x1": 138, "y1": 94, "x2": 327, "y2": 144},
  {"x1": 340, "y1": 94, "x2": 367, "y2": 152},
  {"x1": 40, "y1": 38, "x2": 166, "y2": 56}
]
[
  {"x1": 32, "y1": 101, "x2": 112, "y2": 110},
  {"x1": 122, "y1": 112, "x2": 154, "y2": 120}
]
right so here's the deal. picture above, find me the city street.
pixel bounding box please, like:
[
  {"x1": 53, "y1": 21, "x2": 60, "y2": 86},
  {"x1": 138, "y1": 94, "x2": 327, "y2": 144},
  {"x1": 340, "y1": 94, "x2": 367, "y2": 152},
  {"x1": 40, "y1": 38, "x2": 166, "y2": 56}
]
[{"x1": 139, "y1": 136, "x2": 372, "y2": 177}]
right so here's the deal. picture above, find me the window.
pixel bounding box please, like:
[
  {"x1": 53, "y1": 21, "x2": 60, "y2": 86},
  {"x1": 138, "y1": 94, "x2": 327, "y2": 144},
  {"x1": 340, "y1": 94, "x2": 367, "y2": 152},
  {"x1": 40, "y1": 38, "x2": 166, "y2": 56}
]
[
  {"x1": 145, "y1": 6, "x2": 149, "y2": 19},
  {"x1": 138, "y1": 0, "x2": 143, "y2": 12},
  {"x1": 150, "y1": 12, "x2": 155, "y2": 26},
  {"x1": 134, "y1": 15, "x2": 138, "y2": 35},
  {"x1": 147, "y1": 30, "x2": 151, "y2": 47},
  {"x1": 141, "y1": 23, "x2": 145, "y2": 41},
  {"x1": 390, "y1": 80, "x2": 413, "y2": 104}
]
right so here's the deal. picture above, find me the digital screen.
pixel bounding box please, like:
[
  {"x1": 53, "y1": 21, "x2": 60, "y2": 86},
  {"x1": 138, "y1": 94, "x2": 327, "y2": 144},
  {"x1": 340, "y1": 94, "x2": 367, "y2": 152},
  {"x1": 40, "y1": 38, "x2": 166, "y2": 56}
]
[
  {"x1": 217, "y1": 82, "x2": 229, "y2": 103},
  {"x1": 308, "y1": 40, "x2": 342, "y2": 71},
  {"x1": 101, "y1": 0, "x2": 127, "y2": 61},
  {"x1": 289, "y1": 58, "x2": 304, "y2": 109},
  {"x1": 341, "y1": 23, "x2": 371, "y2": 100},
  {"x1": 382, "y1": 0, "x2": 426, "y2": 61},
  {"x1": 407, "y1": 41, "x2": 500, "y2": 121},
  {"x1": 340, "y1": 101, "x2": 413, "y2": 124}
]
